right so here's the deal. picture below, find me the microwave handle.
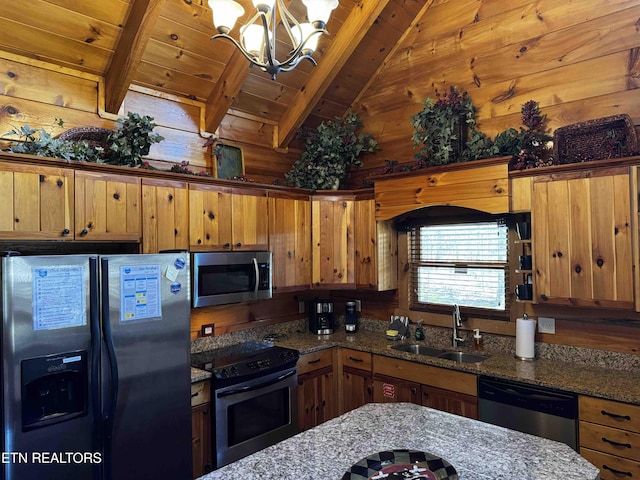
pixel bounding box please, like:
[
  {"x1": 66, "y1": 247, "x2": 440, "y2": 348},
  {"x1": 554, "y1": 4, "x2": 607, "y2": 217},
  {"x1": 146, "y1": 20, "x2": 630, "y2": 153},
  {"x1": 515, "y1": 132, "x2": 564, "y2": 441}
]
[{"x1": 253, "y1": 257, "x2": 259, "y2": 294}]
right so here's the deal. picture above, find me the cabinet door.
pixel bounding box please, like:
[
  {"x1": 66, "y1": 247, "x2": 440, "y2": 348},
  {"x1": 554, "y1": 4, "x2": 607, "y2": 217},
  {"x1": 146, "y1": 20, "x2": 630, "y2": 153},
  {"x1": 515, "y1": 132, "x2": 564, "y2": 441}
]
[
  {"x1": 421, "y1": 384, "x2": 478, "y2": 419},
  {"x1": 312, "y1": 196, "x2": 355, "y2": 288},
  {"x1": 297, "y1": 366, "x2": 336, "y2": 432},
  {"x1": 75, "y1": 170, "x2": 141, "y2": 241},
  {"x1": 0, "y1": 162, "x2": 74, "y2": 239},
  {"x1": 191, "y1": 403, "x2": 212, "y2": 478},
  {"x1": 532, "y1": 170, "x2": 633, "y2": 308},
  {"x1": 231, "y1": 188, "x2": 268, "y2": 251},
  {"x1": 342, "y1": 366, "x2": 372, "y2": 413},
  {"x1": 268, "y1": 193, "x2": 311, "y2": 291},
  {"x1": 188, "y1": 183, "x2": 232, "y2": 250},
  {"x1": 354, "y1": 197, "x2": 398, "y2": 291},
  {"x1": 372, "y1": 374, "x2": 420, "y2": 404},
  {"x1": 141, "y1": 179, "x2": 188, "y2": 253}
]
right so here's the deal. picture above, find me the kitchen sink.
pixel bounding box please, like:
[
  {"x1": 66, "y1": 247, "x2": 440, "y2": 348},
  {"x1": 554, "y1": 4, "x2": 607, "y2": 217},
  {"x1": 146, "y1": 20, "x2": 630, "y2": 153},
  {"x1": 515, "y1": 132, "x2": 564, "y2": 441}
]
[
  {"x1": 391, "y1": 343, "x2": 489, "y2": 363},
  {"x1": 436, "y1": 351, "x2": 489, "y2": 363},
  {"x1": 391, "y1": 344, "x2": 447, "y2": 356}
]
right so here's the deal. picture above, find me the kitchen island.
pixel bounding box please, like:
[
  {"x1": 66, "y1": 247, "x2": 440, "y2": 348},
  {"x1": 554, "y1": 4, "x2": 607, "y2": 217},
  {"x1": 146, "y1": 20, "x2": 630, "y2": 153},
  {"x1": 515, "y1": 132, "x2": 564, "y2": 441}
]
[{"x1": 196, "y1": 402, "x2": 598, "y2": 479}]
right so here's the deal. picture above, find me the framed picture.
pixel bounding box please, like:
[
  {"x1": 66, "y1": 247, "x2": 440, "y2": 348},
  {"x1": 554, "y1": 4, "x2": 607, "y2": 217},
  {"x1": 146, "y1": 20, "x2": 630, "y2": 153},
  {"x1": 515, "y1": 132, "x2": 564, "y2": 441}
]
[{"x1": 214, "y1": 143, "x2": 244, "y2": 179}]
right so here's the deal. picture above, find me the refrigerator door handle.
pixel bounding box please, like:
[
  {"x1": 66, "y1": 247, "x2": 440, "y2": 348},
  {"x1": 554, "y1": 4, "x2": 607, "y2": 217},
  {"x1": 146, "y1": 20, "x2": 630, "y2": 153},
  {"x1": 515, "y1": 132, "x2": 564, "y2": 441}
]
[
  {"x1": 101, "y1": 258, "x2": 119, "y2": 480},
  {"x1": 89, "y1": 257, "x2": 102, "y2": 452}
]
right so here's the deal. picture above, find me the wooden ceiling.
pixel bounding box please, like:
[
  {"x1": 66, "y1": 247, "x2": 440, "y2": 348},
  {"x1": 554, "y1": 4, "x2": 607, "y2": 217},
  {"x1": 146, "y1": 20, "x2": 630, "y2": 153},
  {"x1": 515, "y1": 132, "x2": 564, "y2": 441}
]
[{"x1": 0, "y1": 0, "x2": 424, "y2": 149}]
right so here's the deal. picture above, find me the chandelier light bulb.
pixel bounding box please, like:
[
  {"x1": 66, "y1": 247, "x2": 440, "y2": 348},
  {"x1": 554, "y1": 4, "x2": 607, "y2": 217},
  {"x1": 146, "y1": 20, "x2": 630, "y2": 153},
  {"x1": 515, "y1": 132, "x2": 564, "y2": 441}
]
[
  {"x1": 301, "y1": 0, "x2": 338, "y2": 28},
  {"x1": 208, "y1": 0, "x2": 245, "y2": 34},
  {"x1": 292, "y1": 23, "x2": 319, "y2": 56},
  {"x1": 241, "y1": 24, "x2": 267, "y2": 58}
]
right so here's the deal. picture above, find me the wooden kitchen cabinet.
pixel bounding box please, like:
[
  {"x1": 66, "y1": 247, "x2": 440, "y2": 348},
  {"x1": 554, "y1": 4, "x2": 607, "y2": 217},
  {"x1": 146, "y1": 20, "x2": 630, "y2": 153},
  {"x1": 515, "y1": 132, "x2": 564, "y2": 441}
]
[
  {"x1": 421, "y1": 385, "x2": 478, "y2": 419},
  {"x1": 191, "y1": 380, "x2": 212, "y2": 478},
  {"x1": 75, "y1": 170, "x2": 141, "y2": 242},
  {"x1": 311, "y1": 194, "x2": 355, "y2": 288},
  {"x1": 268, "y1": 192, "x2": 311, "y2": 291},
  {"x1": 354, "y1": 194, "x2": 397, "y2": 291},
  {"x1": 579, "y1": 395, "x2": 640, "y2": 480},
  {"x1": 340, "y1": 349, "x2": 372, "y2": 414},
  {"x1": 532, "y1": 167, "x2": 633, "y2": 309},
  {"x1": 0, "y1": 161, "x2": 75, "y2": 239},
  {"x1": 296, "y1": 349, "x2": 338, "y2": 432},
  {"x1": 141, "y1": 178, "x2": 188, "y2": 253},
  {"x1": 189, "y1": 183, "x2": 268, "y2": 251},
  {"x1": 372, "y1": 354, "x2": 478, "y2": 419}
]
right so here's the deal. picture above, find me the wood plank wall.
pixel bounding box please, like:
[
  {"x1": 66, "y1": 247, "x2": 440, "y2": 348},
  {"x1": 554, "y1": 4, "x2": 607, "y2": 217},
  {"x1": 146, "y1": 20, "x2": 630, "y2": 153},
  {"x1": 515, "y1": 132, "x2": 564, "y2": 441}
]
[
  {"x1": 353, "y1": 0, "x2": 640, "y2": 175},
  {"x1": 0, "y1": 55, "x2": 300, "y2": 185}
]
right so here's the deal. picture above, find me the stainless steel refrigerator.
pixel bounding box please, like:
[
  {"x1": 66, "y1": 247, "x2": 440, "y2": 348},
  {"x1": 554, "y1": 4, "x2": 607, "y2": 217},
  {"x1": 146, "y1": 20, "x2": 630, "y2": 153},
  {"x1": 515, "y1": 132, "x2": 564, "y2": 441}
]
[{"x1": 0, "y1": 252, "x2": 192, "y2": 480}]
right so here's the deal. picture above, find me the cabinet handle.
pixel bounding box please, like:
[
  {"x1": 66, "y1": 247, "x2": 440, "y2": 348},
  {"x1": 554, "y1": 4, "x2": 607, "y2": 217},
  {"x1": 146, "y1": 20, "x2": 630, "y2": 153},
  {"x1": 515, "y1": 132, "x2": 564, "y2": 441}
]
[
  {"x1": 56, "y1": 179, "x2": 63, "y2": 187},
  {"x1": 191, "y1": 392, "x2": 199, "y2": 398},
  {"x1": 223, "y1": 243, "x2": 230, "y2": 248},
  {"x1": 602, "y1": 464, "x2": 632, "y2": 477},
  {"x1": 307, "y1": 358, "x2": 321, "y2": 365},
  {"x1": 596, "y1": 258, "x2": 604, "y2": 268},
  {"x1": 236, "y1": 242, "x2": 242, "y2": 247},
  {"x1": 208, "y1": 212, "x2": 215, "y2": 220},
  {"x1": 348, "y1": 356, "x2": 363, "y2": 363},
  {"x1": 61, "y1": 228, "x2": 70, "y2": 236},
  {"x1": 601, "y1": 410, "x2": 631, "y2": 421},
  {"x1": 113, "y1": 192, "x2": 120, "y2": 200},
  {"x1": 410, "y1": 387, "x2": 417, "y2": 395},
  {"x1": 601, "y1": 437, "x2": 632, "y2": 449},
  {"x1": 80, "y1": 229, "x2": 89, "y2": 237}
]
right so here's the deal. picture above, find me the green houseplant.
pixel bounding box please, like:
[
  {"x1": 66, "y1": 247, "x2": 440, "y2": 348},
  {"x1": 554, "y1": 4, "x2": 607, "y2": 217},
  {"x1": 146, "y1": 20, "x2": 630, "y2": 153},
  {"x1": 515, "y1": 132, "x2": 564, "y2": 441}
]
[{"x1": 284, "y1": 111, "x2": 378, "y2": 190}]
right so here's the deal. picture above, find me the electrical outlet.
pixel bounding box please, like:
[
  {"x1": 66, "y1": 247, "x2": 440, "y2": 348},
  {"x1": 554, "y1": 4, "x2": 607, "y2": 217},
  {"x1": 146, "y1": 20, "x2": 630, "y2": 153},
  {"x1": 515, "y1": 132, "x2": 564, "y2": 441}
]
[
  {"x1": 538, "y1": 317, "x2": 556, "y2": 334},
  {"x1": 355, "y1": 300, "x2": 361, "y2": 312},
  {"x1": 201, "y1": 324, "x2": 214, "y2": 337},
  {"x1": 298, "y1": 301, "x2": 305, "y2": 314}
]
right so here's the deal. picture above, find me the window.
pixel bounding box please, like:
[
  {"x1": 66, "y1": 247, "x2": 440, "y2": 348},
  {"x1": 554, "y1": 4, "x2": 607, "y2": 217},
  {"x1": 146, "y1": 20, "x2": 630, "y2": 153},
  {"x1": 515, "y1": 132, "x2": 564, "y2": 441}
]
[{"x1": 408, "y1": 218, "x2": 509, "y2": 311}]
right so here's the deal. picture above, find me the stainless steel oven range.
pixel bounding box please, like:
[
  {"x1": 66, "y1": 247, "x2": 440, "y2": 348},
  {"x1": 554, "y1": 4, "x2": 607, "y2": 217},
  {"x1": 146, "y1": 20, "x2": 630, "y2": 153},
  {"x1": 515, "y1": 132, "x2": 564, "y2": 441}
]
[{"x1": 191, "y1": 342, "x2": 299, "y2": 469}]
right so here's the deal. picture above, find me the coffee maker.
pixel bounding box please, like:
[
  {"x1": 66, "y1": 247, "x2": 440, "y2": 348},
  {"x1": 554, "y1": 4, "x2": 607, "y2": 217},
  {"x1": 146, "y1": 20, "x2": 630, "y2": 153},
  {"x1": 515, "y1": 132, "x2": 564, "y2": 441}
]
[{"x1": 309, "y1": 299, "x2": 335, "y2": 334}]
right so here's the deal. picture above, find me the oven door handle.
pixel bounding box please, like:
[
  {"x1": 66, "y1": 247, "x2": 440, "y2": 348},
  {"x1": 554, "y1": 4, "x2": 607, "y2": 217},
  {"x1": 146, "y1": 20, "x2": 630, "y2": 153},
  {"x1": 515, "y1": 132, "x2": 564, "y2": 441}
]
[{"x1": 217, "y1": 369, "x2": 296, "y2": 398}]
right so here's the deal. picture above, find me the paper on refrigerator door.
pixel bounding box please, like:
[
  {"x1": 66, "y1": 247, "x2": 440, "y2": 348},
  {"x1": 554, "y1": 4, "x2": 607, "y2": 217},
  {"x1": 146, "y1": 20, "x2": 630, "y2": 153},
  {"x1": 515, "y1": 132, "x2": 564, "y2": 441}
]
[
  {"x1": 32, "y1": 265, "x2": 86, "y2": 331},
  {"x1": 120, "y1": 264, "x2": 162, "y2": 322}
]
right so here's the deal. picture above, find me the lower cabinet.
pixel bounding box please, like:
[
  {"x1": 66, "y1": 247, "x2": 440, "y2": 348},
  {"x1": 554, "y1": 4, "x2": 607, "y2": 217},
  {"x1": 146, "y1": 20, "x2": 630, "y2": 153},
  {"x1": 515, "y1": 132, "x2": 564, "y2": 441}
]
[
  {"x1": 372, "y1": 354, "x2": 478, "y2": 419},
  {"x1": 297, "y1": 349, "x2": 338, "y2": 432},
  {"x1": 579, "y1": 395, "x2": 640, "y2": 480},
  {"x1": 340, "y1": 349, "x2": 373, "y2": 414},
  {"x1": 191, "y1": 380, "x2": 212, "y2": 479}
]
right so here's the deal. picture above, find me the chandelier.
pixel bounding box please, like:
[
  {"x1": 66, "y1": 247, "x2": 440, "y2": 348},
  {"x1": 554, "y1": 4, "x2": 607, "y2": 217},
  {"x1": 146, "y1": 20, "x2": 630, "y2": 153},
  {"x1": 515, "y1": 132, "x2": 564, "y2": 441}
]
[{"x1": 208, "y1": 0, "x2": 339, "y2": 80}]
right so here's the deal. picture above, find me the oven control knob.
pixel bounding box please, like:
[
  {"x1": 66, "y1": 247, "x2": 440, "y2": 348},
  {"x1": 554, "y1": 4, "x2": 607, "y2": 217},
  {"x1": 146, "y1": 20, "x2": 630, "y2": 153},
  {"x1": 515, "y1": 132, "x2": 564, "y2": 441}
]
[
  {"x1": 220, "y1": 368, "x2": 229, "y2": 377},
  {"x1": 230, "y1": 366, "x2": 239, "y2": 376}
]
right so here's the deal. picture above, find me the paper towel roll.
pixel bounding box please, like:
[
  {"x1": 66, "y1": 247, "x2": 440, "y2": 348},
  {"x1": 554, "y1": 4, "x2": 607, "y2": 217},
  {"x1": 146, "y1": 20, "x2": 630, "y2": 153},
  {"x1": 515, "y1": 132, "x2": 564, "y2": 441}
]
[{"x1": 515, "y1": 317, "x2": 536, "y2": 360}]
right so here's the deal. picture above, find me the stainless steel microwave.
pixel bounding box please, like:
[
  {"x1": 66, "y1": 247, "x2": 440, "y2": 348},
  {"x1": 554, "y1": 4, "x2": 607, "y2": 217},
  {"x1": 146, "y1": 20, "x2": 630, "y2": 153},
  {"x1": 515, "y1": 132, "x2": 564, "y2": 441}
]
[{"x1": 191, "y1": 251, "x2": 272, "y2": 307}]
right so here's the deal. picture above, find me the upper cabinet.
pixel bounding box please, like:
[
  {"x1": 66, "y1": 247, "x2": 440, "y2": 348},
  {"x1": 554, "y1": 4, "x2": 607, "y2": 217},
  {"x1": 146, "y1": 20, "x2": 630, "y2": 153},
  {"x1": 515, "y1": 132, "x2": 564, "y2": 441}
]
[
  {"x1": 268, "y1": 192, "x2": 311, "y2": 291},
  {"x1": 75, "y1": 171, "x2": 141, "y2": 242},
  {"x1": 311, "y1": 194, "x2": 355, "y2": 288},
  {"x1": 532, "y1": 166, "x2": 633, "y2": 309},
  {"x1": 354, "y1": 194, "x2": 397, "y2": 291},
  {"x1": 0, "y1": 161, "x2": 74, "y2": 239},
  {"x1": 189, "y1": 183, "x2": 268, "y2": 251},
  {"x1": 141, "y1": 178, "x2": 189, "y2": 254}
]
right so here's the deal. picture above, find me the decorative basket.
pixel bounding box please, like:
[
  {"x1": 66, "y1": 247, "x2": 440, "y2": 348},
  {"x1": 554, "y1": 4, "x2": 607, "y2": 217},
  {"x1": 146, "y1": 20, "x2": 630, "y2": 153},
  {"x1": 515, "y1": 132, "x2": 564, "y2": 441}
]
[
  {"x1": 553, "y1": 114, "x2": 638, "y2": 164},
  {"x1": 57, "y1": 126, "x2": 112, "y2": 149}
]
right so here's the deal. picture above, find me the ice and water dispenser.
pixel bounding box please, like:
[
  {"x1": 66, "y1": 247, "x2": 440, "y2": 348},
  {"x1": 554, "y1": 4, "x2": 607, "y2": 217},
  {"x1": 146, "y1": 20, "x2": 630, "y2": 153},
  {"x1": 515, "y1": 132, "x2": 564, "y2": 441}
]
[{"x1": 21, "y1": 350, "x2": 88, "y2": 431}]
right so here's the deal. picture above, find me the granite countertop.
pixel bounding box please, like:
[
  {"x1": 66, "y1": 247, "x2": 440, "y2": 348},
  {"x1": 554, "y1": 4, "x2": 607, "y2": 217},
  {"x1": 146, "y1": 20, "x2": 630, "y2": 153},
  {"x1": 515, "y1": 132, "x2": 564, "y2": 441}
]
[
  {"x1": 190, "y1": 326, "x2": 640, "y2": 404},
  {"x1": 197, "y1": 402, "x2": 598, "y2": 480}
]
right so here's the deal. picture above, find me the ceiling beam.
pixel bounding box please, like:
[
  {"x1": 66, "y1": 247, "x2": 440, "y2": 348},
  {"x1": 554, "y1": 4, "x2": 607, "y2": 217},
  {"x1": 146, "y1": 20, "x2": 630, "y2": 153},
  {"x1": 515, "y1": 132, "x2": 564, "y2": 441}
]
[
  {"x1": 204, "y1": 51, "x2": 252, "y2": 134},
  {"x1": 277, "y1": 0, "x2": 392, "y2": 148},
  {"x1": 104, "y1": 0, "x2": 166, "y2": 114}
]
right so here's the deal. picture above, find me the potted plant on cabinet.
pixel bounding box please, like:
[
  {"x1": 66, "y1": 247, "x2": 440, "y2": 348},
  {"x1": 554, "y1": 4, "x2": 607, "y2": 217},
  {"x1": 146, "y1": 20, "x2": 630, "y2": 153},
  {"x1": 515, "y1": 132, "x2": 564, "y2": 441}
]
[{"x1": 284, "y1": 111, "x2": 378, "y2": 190}]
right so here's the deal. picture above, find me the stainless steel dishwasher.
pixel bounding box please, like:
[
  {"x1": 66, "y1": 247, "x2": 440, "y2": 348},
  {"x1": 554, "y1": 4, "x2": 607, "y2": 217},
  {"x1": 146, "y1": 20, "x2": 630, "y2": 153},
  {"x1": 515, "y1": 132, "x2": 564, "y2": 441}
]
[{"x1": 478, "y1": 375, "x2": 579, "y2": 451}]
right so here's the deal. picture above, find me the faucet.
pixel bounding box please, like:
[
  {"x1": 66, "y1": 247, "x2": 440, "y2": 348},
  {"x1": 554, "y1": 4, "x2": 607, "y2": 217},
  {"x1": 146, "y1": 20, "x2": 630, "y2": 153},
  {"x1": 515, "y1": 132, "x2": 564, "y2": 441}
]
[{"x1": 452, "y1": 304, "x2": 465, "y2": 348}]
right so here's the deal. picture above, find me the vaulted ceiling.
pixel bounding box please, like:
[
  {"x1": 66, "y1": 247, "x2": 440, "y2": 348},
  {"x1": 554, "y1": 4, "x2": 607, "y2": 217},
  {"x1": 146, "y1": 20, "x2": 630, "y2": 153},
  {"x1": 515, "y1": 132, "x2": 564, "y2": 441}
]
[{"x1": 0, "y1": 0, "x2": 425, "y2": 149}]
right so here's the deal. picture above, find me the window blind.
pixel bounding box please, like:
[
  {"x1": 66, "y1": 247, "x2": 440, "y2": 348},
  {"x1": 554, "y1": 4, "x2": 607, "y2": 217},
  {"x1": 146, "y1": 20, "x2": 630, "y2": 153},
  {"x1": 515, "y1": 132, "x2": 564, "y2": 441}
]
[{"x1": 408, "y1": 219, "x2": 509, "y2": 311}]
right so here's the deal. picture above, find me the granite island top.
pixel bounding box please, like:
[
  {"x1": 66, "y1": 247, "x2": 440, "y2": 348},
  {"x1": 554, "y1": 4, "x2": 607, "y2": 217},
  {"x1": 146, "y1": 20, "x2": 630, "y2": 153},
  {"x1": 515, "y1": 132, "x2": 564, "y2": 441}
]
[
  {"x1": 196, "y1": 402, "x2": 598, "y2": 480},
  {"x1": 190, "y1": 327, "x2": 640, "y2": 405}
]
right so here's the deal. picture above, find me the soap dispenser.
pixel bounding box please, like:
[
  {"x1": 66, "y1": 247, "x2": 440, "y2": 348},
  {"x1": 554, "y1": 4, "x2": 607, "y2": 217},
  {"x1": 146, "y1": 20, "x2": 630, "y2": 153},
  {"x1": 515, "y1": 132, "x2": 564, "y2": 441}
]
[
  {"x1": 415, "y1": 321, "x2": 425, "y2": 341},
  {"x1": 473, "y1": 329, "x2": 483, "y2": 351}
]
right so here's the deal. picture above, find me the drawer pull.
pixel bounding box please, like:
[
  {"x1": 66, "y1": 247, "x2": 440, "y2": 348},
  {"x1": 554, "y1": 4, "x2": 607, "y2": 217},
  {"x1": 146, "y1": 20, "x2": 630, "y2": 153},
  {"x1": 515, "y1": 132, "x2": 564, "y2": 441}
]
[
  {"x1": 307, "y1": 358, "x2": 321, "y2": 364},
  {"x1": 602, "y1": 437, "x2": 632, "y2": 449},
  {"x1": 191, "y1": 392, "x2": 199, "y2": 398},
  {"x1": 348, "y1": 356, "x2": 364, "y2": 363},
  {"x1": 601, "y1": 409, "x2": 632, "y2": 421},
  {"x1": 602, "y1": 464, "x2": 632, "y2": 477}
]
